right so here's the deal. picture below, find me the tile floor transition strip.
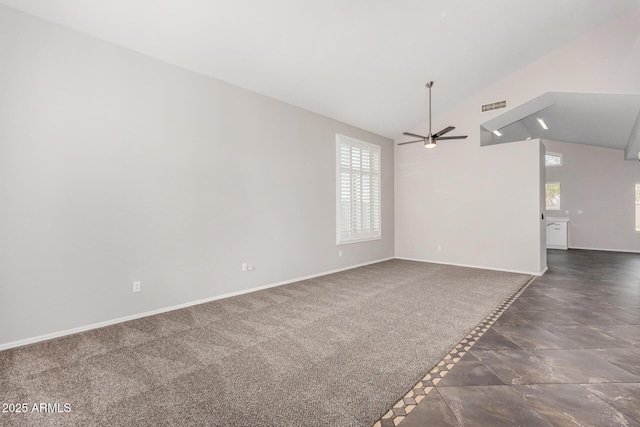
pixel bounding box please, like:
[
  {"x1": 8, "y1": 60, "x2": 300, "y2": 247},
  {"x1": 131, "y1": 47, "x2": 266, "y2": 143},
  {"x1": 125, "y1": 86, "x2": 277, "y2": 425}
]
[{"x1": 373, "y1": 275, "x2": 537, "y2": 427}]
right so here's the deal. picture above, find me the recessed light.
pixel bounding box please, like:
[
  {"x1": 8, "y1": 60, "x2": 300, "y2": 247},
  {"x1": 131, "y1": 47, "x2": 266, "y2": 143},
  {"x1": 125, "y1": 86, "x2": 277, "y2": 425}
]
[
  {"x1": 492, "y1": 130, "x2": 502, "y2": 137},
  {"x1": 526, "y1": 137, "x2": 532, "y2": 140},
  {"x1": 537, "y1": 118, "x2": 549, "y2": 130}
]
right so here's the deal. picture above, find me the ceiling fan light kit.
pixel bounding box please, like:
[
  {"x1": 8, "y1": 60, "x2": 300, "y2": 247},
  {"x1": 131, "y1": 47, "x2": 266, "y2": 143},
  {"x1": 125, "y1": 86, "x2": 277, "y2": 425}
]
[{"x1": 399, "y1": 81, "x2": 468, "y2": 149}]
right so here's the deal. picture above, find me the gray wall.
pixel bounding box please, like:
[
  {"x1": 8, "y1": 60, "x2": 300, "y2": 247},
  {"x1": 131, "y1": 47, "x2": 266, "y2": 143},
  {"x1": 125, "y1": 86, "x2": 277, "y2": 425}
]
[
  {"x1": 544, "y1": 139, "x2": 640, "y2": 252},
  {"x1": 0, "y1": 6, "x2": 394, "y2": 347}
]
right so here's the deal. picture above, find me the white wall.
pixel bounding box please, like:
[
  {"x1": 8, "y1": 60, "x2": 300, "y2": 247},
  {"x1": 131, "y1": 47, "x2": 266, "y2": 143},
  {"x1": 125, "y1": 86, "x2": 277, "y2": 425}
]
[
  {"x1": 395, "y1": 6, "x2": 640, "y2": 274},
  {"x1": 395, "y1": 139, "x2": 545, "y2": 274},
  {"x1": 0, "y1": 6, "x2": 394, "y2": 348},
  {"x1": 544, "y1": 140, "x2": 640, "y2": 252}
]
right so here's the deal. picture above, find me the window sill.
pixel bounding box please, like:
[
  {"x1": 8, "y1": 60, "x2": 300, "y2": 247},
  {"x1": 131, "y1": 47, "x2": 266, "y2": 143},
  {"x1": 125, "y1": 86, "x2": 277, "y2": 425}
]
[{"x1": 337, "y1": 236, "x2": 382, "y2": 246}]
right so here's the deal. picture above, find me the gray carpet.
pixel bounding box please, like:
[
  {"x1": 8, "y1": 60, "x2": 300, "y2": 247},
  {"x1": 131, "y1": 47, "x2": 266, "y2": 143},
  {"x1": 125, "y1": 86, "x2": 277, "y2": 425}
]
[{"x1": 0, "y1": 260, "x2": 531, "y2": 426}]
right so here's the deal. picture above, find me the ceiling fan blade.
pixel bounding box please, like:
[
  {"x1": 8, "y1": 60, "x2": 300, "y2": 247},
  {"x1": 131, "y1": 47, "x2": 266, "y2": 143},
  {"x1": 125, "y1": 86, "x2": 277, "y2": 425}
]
[
  {"x1": 435, "y1": 135, "x2": 468, "y2": 140},
  {"x1": 403, "y1": 132, "x2": 428, "y2": 139},
  {"x1": 433, "y1": 126, "x2": 455, "y2": 138},
  {"x1": 398, "y1": 139, "x2": 423, "y2": 145}
]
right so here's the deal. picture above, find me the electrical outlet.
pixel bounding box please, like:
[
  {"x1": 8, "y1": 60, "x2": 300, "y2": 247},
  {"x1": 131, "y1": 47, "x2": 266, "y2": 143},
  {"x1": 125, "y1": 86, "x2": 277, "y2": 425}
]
[
  {"x1": 437, "y1": 246, "x2": 442, "y2": 252},
  {"x1": 242, "y1": 263, "x2": 248, "y2": 272},
  {"x1": 133, "y1": 281, "x2": 141, "y2": 293},
  {"x1": 338, "y1": 250, "x2": 342, "y2": 257},
  {"x1": 248, "y1": 265, "x2": 254, "y2": 271}
]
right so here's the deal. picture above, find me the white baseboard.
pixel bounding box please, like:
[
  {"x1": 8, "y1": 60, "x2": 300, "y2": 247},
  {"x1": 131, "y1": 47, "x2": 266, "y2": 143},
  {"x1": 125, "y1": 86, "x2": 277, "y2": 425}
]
[
  {"x1": 568, "y1": 246, "x2": 640, "y2": 254},
  {"x1": 0, "y1": 257, "x2": 394, "y2": 351},
  {"x1": 395, "y1": 256, "x2": 547, "y2": 276}
]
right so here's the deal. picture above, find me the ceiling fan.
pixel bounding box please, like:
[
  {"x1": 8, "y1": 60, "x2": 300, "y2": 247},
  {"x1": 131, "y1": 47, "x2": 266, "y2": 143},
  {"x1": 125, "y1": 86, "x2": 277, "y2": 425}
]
[{"x1": 398, "y1": 81, "x2": 467, "y2": 148}]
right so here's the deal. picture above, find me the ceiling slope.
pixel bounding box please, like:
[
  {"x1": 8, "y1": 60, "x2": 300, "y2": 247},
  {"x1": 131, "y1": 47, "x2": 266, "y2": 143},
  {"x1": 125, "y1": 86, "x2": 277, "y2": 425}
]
[
  {"x1": 481, "y1": 92, "x2": 640, "y2": 159},
  {"x1": 1, "y1": 0, "x2": 639, "y2": 137}
]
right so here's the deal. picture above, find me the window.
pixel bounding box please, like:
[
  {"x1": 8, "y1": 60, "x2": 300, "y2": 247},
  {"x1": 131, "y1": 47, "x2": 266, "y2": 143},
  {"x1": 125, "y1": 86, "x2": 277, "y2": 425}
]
[
  {"x1": 546, "y1": 182, "x2": 561, "y2": 210},
  {"x1": 636, "y1": 183, "x2": 640, "y2": 231},
  {"x1": 545, "y1": 152, "x2": 563, "y2": 167},
  {"x1": 337, "y1": 134, "x2": 381, "y2": 244}
]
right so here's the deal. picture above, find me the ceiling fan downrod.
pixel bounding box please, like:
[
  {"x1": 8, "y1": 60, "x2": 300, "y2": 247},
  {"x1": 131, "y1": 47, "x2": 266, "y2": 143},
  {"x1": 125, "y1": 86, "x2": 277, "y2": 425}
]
[{"x1": 425, "y1": 81, "x2": 436, "y2": 148}]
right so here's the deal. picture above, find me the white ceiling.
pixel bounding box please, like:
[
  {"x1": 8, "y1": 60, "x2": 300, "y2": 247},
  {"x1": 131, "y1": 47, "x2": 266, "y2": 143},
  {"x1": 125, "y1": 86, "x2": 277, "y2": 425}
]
[{"x1": 1, "y1": 0, "x2": 639, "y2": 138}]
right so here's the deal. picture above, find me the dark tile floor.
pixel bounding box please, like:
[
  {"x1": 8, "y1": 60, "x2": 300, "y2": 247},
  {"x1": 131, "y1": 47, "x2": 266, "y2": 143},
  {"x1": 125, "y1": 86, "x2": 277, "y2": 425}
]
[{"x1": 399, "y1": 249, "x2": 640, "y2": 427}]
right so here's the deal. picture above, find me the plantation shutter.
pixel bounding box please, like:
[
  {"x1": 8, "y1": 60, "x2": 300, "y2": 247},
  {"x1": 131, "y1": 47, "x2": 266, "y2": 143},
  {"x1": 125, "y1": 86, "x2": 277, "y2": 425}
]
[{"x1": 337, "y1": 135, "x2": 381, "y2": 244}]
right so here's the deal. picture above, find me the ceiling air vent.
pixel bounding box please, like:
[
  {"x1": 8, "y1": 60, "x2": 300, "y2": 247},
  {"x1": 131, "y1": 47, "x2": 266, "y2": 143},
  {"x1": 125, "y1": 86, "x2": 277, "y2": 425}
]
[{"x1": 481, "y1": 100, "x2": 507, "y2": 112}]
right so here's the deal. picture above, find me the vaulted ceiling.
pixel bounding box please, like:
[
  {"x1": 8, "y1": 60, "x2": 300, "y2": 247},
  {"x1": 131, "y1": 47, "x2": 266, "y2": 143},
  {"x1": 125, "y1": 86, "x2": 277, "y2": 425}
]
[
  {"x1": 1, "y1": 0, "x2": 639, "y2": 138},
  {"x1": 481, "y1": 93, "x2": 640, "y2": 160}
]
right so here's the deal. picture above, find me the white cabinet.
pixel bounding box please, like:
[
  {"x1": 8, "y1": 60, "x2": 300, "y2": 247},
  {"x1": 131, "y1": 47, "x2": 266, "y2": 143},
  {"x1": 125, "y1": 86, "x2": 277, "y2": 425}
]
[{"x1": 546, "y1": 217, "x2": 569, "y2": 250}]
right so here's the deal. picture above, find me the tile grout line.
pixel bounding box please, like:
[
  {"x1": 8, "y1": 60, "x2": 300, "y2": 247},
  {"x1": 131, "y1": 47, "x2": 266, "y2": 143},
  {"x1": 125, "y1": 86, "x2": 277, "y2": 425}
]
[{"x1": 373, "y1": 275, "x2": 537, "y2": 427}]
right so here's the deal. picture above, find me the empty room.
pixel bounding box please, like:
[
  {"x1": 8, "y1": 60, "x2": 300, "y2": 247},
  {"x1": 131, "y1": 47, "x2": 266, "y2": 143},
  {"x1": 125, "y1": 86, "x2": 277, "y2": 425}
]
[{"x1": 1, "y1": 1, "x2": 640, "y2": 426}]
